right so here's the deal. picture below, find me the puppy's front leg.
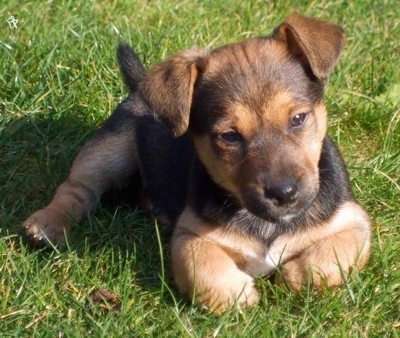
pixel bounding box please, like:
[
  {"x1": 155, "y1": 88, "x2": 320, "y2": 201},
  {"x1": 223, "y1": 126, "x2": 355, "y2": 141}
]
[
  {"x1": 24, "y1": 106, "x2": 138, "y2": 246},
  {"x1": 171, "y1": 227, "x2": 259, "y2": 312},
  {"x1": 279, "y1": 202, "x2": 371, "y2": 289}
]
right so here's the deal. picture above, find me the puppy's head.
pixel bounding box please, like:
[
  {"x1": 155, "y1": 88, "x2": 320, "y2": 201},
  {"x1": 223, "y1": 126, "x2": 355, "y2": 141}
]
[{"x1": 139, "y1": 14, "x2": 345, "y2": 222}]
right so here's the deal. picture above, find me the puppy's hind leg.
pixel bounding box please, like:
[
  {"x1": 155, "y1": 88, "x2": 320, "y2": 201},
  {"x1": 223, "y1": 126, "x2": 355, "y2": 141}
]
[{"x1": 23, "y1": 102, "x2": 139, "y2": 247}]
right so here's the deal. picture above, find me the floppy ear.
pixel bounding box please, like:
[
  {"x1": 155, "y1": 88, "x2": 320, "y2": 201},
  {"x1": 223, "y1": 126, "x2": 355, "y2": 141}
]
[
  {"x1": 273, "y1": 14, "x2": 346, "y2": 80},
  {"x1": 139, "y1": 48, "x2": 208, "y2": 137}
]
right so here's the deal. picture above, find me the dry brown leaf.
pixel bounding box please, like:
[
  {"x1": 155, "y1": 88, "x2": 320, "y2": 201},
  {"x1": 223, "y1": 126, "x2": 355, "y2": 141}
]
[{"x1": 87, "y1": 287, "x2": 122, "y2": 313}]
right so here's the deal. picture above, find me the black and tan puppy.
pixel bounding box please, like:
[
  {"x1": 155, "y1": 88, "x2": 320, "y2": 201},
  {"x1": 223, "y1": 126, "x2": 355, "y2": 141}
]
[{"x1": 24, "y1": 14, "x2": 371, "y2": 312}]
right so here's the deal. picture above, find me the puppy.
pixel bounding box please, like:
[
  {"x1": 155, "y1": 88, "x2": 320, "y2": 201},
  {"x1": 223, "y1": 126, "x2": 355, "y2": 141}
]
[{"x1": 24, "y1": 14, "x2": 371, "y2": 312}]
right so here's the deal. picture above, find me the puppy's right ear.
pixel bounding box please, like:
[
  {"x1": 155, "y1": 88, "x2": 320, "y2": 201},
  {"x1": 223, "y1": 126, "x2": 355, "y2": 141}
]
[
  {"x1": 139, "y1": 48, "x2": 208, "y2": 137},
  {"x1": 273, "y1": 14, "x2": 345, "y2": 80}
]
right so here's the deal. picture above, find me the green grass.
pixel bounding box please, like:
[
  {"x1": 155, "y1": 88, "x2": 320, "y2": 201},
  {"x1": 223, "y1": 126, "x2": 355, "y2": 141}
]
[{"x1": 1, "y1": 0, "x2": 399, "y2": 336}]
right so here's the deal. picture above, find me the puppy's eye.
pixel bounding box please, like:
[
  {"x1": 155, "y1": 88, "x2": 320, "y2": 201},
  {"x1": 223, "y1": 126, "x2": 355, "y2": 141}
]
[
  {"x1": 219, "y1": 130, "x2": 241, "y2": 144},
  {"x1": 290, "y1": 113, "x2": 309, "y2": 129}
]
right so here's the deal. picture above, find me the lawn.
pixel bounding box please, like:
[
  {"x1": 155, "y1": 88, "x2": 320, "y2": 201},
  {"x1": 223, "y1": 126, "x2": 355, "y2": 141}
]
[{"x1": 1, "y1": 0, "x2": 399, "y2": 336}]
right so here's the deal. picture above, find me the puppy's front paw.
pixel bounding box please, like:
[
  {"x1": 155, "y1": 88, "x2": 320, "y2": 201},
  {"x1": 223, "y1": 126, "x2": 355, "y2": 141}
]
[
  {"x1": 199, "y1": 279, "x2": 260, "y2": 313},
  {"x1": 23, "y1": 208, "x2": 70, "y2": 247}
]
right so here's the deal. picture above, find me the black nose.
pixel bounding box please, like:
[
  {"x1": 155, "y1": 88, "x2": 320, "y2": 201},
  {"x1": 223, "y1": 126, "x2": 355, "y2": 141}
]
[{"x1": 264, "y1": 181, "x2": 299, "y2": 206}]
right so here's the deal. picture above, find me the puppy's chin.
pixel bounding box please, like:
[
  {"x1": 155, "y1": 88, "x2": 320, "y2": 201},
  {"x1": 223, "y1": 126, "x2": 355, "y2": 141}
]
[{"x1": 241, "y1": 190, "x2": 318, "y2": 224}]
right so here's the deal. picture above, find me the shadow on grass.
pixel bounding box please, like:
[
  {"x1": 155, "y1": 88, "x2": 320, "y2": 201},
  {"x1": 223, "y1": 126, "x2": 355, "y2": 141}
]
[{"x1": 1, "y1": 111, "x2": 92, "y2": 230}]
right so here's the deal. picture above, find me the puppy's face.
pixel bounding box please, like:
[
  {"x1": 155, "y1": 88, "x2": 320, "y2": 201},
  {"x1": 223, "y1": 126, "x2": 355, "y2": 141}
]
[
  {"x1": 189, "y1": 39, "x2": 327, "y2": 222},
  {"x1": 139, "y1": 14, "x2": 345, "y2": 222}
]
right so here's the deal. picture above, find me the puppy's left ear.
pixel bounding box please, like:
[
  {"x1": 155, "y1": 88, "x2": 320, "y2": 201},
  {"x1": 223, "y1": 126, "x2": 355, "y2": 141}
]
[
  {"x1": 139, "y1": 48, "x2": 208, "y2": 137},
  {"x1": 273, "y1": 14, "x2": 346, "y2": 80}
]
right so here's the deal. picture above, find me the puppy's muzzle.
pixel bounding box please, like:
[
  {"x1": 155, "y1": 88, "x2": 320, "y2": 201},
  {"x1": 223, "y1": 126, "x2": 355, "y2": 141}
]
[{"x1": 241, "y1": 175, "x2": 317, "y2": 222}]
